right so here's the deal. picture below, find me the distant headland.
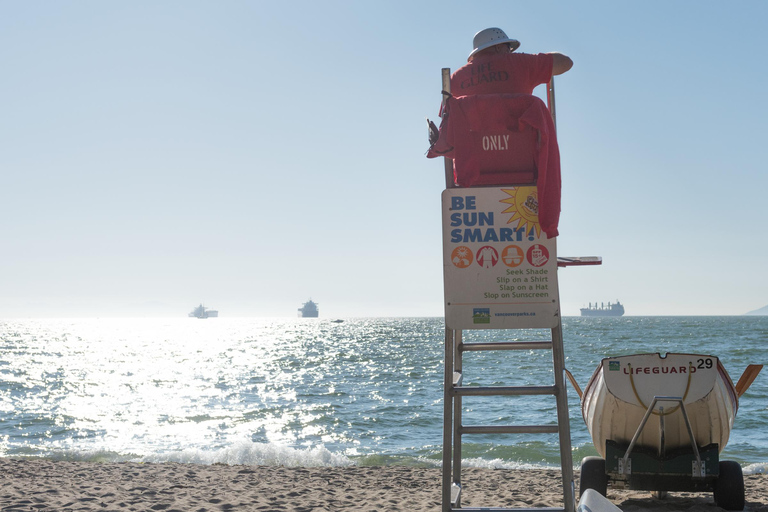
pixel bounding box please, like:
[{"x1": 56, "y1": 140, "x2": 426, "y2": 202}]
[{"x1": 745, "y1": 304, "x2": 768, "y2": 315}]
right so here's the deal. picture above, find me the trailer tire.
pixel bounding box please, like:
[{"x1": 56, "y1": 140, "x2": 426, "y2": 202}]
[
  {"x1": 714, "y1": 460, "x2": 745, "y2": 511},
  {"x1": 580, "y1": 457, "x2": 607, "y2": 497}
]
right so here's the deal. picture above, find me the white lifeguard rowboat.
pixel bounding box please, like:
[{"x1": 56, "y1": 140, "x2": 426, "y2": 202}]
[
  {"x1": 582, "y1": 353, "x2": 737, "y2": 458},
  {"x1": 571, "y1": 353, "x2": 762, "y2": 510}
]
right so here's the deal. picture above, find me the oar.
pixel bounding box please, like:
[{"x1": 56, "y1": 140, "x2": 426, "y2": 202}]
[
  {"x1": 564, "y1": 368, "x2": 583, "y2": 399},
  {"x1": 735, "y1": 364, "x2": 763, "y2": 397}
]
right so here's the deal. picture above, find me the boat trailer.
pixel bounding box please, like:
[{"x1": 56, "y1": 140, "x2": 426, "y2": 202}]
[{"x1": 580, "y1": 396, "x2": 745, "y2": 510}]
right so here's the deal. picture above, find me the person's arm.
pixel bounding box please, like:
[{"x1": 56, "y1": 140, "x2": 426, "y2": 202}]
[{"x1": 549, "y1": 52, "x2": 573, "y2": 76}]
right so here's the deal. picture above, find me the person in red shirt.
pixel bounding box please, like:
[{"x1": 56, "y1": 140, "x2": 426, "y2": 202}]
[
  {"x1": 428, "y1": 28, "x2": 572, "y2": 237},
  {"x1": 451, "y1": 27, "x2": 573, "y2": 96}
]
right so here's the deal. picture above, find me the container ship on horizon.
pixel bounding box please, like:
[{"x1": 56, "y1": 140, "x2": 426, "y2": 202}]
[
  {"x1": 298, "y1": 299, "x2": 319, "y2": 318},
  {"x1": 580, "y1": 301, "x2": 624, "y2": 317},
  {"x1": 189, "y1": 304, "x2": 218, "y2": 318}
]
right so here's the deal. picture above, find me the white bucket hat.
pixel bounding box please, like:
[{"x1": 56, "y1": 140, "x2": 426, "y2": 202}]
[{"x1": 468, "y1": 27, "x2": 520, "y2": 60}]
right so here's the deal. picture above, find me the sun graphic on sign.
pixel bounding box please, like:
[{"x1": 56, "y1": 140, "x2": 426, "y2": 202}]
[{"x1": 500, "y1": 186, "x2": 541, "y2": 238}]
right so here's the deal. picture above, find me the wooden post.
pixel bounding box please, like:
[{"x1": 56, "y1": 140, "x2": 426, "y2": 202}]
[
  {"x1": 547, "y1": 77, "x2": 557, "y2": 131},
  {"x1": 441, "y1": 328, "x2": 453, "y2": 512},
  {"x1": 441, "y1": 68, "x2": 453, "y2": 188},
  {"x1": 441, "y1": 67, "x2": 454, "y2": 512}
]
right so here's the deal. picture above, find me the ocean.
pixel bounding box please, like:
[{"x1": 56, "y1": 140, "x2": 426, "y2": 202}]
[{"x1": 1, "y1": 316, "x2": 766, "y2": 474}]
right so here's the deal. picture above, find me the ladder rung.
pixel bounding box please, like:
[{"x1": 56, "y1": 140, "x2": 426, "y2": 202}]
[
  {"x1": 453, "y1": 385, "x2": 556, "y2": 397},
  {"x1": 461, "y1": 424, "x2": 559, "y2": 435},
  {"x1": 461, "y1": 341, "x2": 553, "y2": 352}
]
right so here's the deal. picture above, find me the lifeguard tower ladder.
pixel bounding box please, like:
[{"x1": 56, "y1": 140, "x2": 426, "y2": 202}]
[{"x1": 438, "y1": 68, "x2": 595, "y2": 512}]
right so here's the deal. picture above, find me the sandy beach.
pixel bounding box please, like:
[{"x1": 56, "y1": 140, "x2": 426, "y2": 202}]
[{"x1": 0, "y1": 459, "x2": 765, "y2": 511}]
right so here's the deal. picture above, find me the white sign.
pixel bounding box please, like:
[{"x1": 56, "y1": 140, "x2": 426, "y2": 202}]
[
  {"x1": 602, "y1": 354, "x2": 719, "y2": 407},
  {"x1": 442, "y1": 187, "x2": 559, "y2": 329}
]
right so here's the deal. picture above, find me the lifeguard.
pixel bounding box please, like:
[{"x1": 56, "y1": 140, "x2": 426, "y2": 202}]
[
  {"x1": 427, "y1": 28, "x2": 572, "y2": 238},
  {"x1": 452, "y1": 27, "x2": 572, "y2": 96}
]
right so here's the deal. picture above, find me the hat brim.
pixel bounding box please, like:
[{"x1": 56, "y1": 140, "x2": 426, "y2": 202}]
[{"x1": 468, "y1": 38, "x2": 520, "y2": 60}]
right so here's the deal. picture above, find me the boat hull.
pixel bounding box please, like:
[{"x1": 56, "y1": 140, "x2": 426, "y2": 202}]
[
  {"x1": 580, "y1": 309, "x2": 624, "y2": 317},
  {"x1": 582, "y1": 353, "x2": 738, "y2": 458}
]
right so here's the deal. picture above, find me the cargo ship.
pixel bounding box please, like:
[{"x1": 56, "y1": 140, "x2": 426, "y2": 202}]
[
  {"x1": 298, "y1": 299, "x2": 319, "y2": 318},
  {"x1": 189, "y1": 304, "x2": 218, "y2": 318},
  {"x1": 580, "y1": 301, "x2": 624, "y2": 317}
]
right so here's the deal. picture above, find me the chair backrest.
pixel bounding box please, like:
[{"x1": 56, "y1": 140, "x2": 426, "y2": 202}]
[
  {"x1": 445, "y1": 94, "x2": 550, "y2": 187},
  {"x1": 456, "y1": 126, "x2": 537, "y2": 187}
]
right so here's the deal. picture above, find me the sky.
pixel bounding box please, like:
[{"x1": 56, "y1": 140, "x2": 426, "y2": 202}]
[{"x1": 2, "y1": 1, "x2": 767, "y2": 318}]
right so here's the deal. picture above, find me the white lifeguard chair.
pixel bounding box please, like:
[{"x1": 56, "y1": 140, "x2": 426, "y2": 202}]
[{"x1": 435, "y1": 68, "x2": 599, "y2": 512}]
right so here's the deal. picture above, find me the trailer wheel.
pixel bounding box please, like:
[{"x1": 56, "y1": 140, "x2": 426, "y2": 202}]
[
  {"x1": 580, "y1": 456, "x2": 608, "y2": 497},
  {"x1": 714, "y1": 460, "x2": 745, "y2": 511}
]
